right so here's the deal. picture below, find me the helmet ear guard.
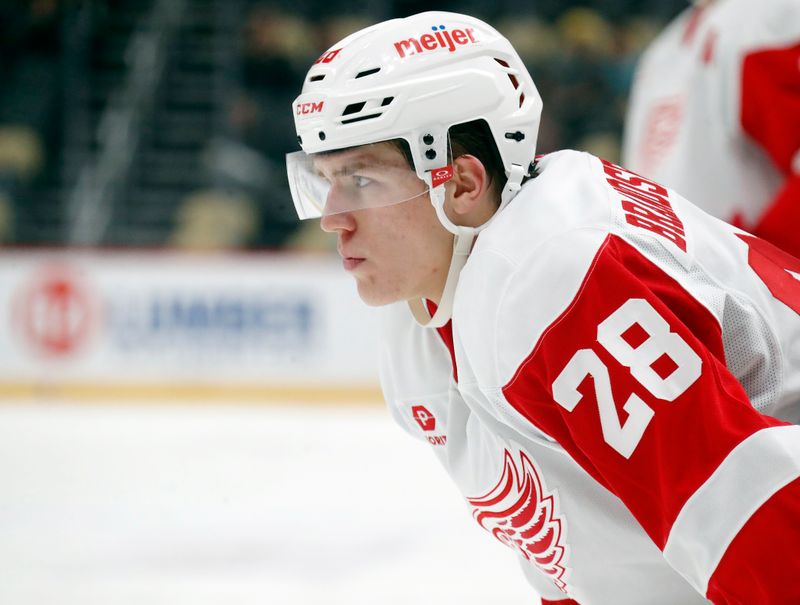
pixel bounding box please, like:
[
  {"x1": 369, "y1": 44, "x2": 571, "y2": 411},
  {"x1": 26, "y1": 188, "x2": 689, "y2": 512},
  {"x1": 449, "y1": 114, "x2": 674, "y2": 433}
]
[
  {"x1": 409, "y1": 127, "x2": 461, "y2": 234},
  {"x1": 410, "y1": 128, "x2": 449, "y2": 178}
]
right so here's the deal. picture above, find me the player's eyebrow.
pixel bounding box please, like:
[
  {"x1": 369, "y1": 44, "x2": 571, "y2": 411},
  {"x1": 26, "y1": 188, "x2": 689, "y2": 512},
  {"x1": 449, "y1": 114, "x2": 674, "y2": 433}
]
[
  {"x1": 315, "y1": 153, "x2": 409, "y2": 177},
  {"x1": 330, "y1": 160, "x2": 372, "y2": 177}
]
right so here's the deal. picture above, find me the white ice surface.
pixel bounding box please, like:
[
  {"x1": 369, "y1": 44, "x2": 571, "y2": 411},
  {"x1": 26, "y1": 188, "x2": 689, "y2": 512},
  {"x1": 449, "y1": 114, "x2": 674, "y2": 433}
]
[{"x1": 0, "y1": 402, "x2": 535, "y2": 604}]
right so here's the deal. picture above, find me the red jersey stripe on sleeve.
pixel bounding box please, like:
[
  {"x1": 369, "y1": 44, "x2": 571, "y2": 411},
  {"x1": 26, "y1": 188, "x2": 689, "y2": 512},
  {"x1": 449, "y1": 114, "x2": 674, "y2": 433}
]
[
  {"x1": 663, "y1": 425, "x2": 800, "y2": 594},
  {"x1": 706, "y1": 476, "x2": 800, "y2": 604},
  {"x1": 501, "y1": 234, "x2": 788, "y2": 551}
]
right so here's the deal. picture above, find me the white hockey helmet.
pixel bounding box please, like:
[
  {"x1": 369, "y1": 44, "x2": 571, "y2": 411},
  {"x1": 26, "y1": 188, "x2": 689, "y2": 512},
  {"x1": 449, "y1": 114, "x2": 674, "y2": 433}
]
[{"x1": 287, "y1": 11, "x2": 542, "y2": 233}]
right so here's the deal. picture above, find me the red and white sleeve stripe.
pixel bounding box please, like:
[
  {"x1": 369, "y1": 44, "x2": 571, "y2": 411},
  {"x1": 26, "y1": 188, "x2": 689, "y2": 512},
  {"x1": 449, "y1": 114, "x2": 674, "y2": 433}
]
[{"x1": 664, "y1": 426, "x2": 800, "y2": 598}]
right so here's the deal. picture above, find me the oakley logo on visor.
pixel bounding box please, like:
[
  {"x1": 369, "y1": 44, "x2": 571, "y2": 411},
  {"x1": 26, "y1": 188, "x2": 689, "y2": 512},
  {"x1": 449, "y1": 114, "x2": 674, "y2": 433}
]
[{"x1": 394, "y1": 25, "x2": 478, "y2": 59}]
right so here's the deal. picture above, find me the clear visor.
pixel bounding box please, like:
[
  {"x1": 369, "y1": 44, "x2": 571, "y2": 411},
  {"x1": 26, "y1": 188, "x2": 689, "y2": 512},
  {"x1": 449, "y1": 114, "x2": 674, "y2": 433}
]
[{"x1": 286, "y1": 143, "x2": 434, "y2": 219}]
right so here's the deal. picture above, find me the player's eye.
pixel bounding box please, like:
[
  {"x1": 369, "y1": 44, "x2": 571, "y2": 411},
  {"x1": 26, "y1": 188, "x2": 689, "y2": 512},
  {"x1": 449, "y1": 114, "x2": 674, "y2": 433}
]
[{"x1": 354, "y1": 175, "x2": 372, "y2": 188}]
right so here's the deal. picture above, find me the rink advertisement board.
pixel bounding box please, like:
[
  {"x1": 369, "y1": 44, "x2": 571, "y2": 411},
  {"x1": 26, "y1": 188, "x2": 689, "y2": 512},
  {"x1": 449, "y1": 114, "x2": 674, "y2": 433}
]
[{"x1": 0, "y1": 250, "x2": 382, "y2": 401}]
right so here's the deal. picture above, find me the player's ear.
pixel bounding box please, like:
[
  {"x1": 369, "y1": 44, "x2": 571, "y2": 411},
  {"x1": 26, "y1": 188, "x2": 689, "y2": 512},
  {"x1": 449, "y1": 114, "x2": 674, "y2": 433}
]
[{"x1": 446, "y1": 154, "x2": 491, "y2": 219}]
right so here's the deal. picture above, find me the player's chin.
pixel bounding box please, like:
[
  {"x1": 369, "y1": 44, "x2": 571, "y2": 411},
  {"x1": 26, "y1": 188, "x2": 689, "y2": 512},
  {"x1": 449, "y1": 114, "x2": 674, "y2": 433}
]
[{"x1": 355, "y1": 279, "x2": 402, "y2": 307}]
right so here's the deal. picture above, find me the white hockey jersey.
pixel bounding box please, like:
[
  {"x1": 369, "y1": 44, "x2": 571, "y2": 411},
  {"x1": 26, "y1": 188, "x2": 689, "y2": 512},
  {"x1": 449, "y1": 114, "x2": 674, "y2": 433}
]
[
  {"x1": 380, "y1": 150, "x2": 800, "y2": 605},
  {"x1": 622, "y1": 0, "x2": 800, "y2": 258}
]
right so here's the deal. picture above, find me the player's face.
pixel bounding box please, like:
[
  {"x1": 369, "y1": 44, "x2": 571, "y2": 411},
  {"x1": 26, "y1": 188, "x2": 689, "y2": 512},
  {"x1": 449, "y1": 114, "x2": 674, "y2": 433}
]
[{"x1": 317, "y1": 144, "x2": 453, "y2": 306}]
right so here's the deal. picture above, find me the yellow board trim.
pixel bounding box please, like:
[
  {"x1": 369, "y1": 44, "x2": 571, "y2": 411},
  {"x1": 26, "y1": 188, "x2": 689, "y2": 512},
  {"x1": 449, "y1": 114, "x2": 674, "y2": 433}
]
[{"x1": 0, "y1": 382, "x2": 384, "y2": 404}]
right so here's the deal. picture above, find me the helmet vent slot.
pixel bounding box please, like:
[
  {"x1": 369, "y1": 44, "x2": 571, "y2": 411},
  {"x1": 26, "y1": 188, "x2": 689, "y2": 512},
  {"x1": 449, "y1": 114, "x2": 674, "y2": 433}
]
[
  {"x1": 341, "y1": 114, "x2": 382, "y2": 125},
  {"x1": 494, "y1": 57, "x2": 527, "y2": 106},
  {"x1": 339, "y1": 96, "x2": 393, "y2": 125},
  {"x1": 309, "y1": 74, "x2": 325, "y2": 82},
  {"x1": 343, "y1": 101, "x2": 367, "y2": 116},
  {"x1": 494, "y1": 58, "x2": 520, "y2": 90},
  {"x1": 355, "y1": 67, "x2": 381, "y2": 79}
]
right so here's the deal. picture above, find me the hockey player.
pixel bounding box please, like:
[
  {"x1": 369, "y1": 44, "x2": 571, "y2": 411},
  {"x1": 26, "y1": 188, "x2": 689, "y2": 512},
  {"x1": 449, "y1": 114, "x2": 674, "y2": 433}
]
[
  {"x1": 287, "y1": 11, "x2": 800, "y2": 605},
  {"x1": 622, "y1": 0, "x2": 800, "y2": 258}
]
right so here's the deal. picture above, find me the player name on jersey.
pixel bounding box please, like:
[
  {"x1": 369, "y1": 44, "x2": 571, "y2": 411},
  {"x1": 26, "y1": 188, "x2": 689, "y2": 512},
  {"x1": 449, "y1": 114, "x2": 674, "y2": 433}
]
[{"x1": 602, "y1": 159, "x2": 687, "y2": 252}]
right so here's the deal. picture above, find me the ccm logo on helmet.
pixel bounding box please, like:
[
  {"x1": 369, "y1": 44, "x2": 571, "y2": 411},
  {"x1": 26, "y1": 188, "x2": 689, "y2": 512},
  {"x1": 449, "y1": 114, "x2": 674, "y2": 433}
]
[
  {"x1": 296, "y1": 101, "x2": 324, "y2": 116},
  {"x1": 394, "y1": 24, "x2": 478, "y2": 59}
]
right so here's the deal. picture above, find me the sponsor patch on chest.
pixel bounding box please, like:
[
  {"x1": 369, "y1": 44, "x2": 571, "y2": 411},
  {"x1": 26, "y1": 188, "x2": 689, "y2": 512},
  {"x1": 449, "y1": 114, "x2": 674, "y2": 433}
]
[{"x1": 410, "y1": 404, "x2": 447, "y2": 446}]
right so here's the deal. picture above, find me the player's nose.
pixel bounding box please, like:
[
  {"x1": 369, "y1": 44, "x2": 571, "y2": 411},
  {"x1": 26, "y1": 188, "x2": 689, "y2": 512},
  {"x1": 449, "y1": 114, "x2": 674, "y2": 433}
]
[
  {"x1": 320, "y1": 186, "x2": 357, "y2": 233},
  {"x1": 320, "y1": 208, "x2": 356, "y2": 233}
]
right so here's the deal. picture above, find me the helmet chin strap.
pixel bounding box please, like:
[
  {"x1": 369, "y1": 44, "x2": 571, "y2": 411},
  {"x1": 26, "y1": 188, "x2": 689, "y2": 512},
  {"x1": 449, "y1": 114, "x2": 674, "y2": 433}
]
[
  {"x1": 408, "y1": 224, "x2": 475, "y2": 328},
  {"x1": 408, "y1": 163, "x2": 526, "y2": 328}
]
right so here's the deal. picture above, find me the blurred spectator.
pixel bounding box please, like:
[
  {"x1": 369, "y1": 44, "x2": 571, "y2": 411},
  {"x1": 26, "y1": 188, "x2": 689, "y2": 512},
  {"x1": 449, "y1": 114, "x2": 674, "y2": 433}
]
[
  {"x1": 0, "y1": 192, "x2": 14, "y2": 244},
  {"x1": 0, "y1": 125, "x2": 44, "y2": 181},
  {"x1": 575, "y1": 130, "x2": 622, "y2": 163},
  {"x1": 0, "y1": 0, "x2": 62, "y2": 243},
  {"x1": 549, "y1": 8, "x2": 620, "y2": 148},
  {"x1": 495, "y1": 15, "x2": 561, "y2": 64},
  {"x1": 496, "y1": 15, "x2": 563, "y2": 154},
  {"x1": 317, "y1": 15, "x2": 374, "y2": 51},
  {"x1": 608, "y1": 16, "x2": 661, "y2": 95},
  {"x1": 285, "y1": 219, "x2": 336, "y2": 253},
  {"x1": 234, "y1": 7, "x2": 315, "y2": 160},
  {"x1": 170, "y1": 189, "x2": 259, "y2": 250},
  {"x1": 216, "y1": 5, "x2": 320, "y2": 248}
]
